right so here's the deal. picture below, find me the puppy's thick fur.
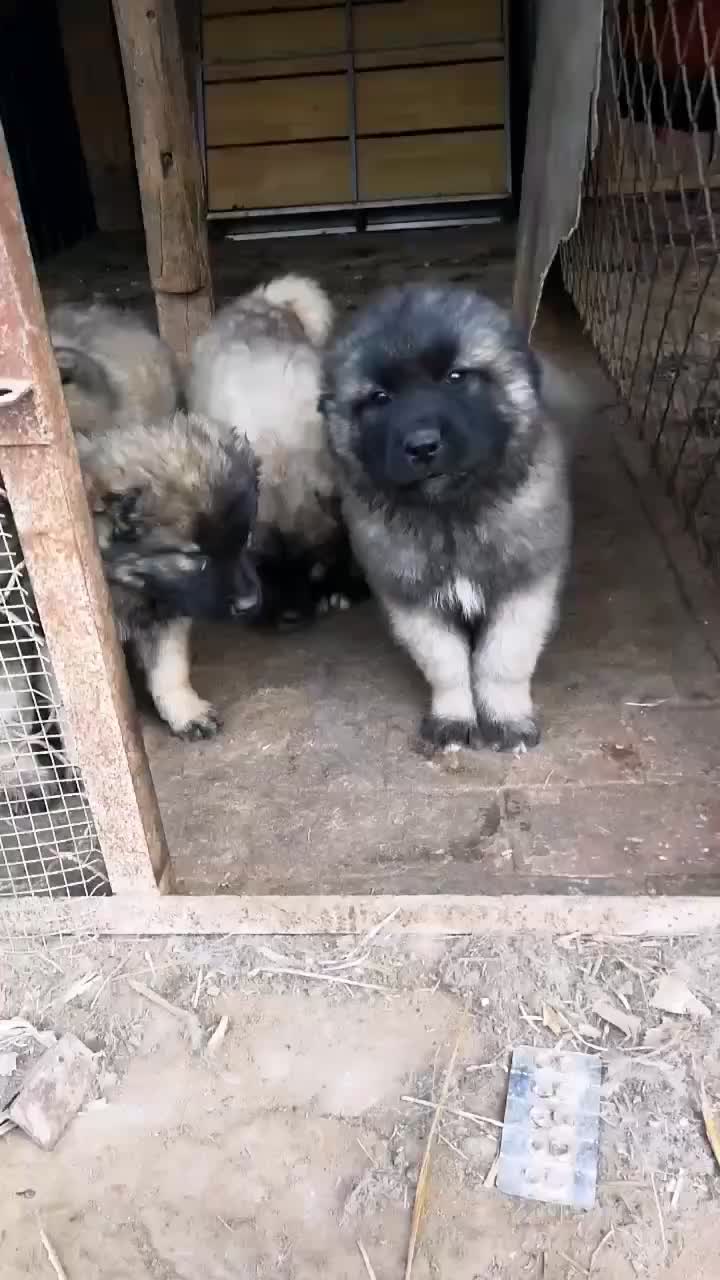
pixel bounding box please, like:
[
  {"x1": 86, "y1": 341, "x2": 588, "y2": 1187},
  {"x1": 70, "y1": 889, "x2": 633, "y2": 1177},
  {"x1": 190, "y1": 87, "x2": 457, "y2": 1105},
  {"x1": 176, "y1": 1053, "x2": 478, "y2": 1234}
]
[
  {"x1": 77, "y1": 411, "x2": 259, "y2": 739},
  {"x1": 187, "y1": 274, "x2": 366, "y2": 624},
  {"x1": 323, "y1": 284, "x2": 571, "y2": 752},
  {"x1": 49, "y1": 301, "x2": 180, "y2": 435}
]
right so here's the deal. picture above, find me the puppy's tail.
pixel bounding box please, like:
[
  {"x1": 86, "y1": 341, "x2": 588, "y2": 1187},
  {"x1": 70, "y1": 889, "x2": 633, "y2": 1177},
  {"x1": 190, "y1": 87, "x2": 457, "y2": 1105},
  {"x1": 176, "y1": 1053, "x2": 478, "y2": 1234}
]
[
  {"x1": 534, "y1": 351, "x2": 617, "y2": 449},
  {"x1": 255, "y1": 274, "x2": 334, "y2": 346}
]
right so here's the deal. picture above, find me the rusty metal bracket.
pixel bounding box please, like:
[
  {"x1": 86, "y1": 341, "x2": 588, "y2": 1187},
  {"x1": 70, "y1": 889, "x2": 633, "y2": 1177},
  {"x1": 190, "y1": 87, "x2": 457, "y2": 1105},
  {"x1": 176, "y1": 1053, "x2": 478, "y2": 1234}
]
[{"x1": 0, "y1": 377, "x2": 51, "y2": 447}]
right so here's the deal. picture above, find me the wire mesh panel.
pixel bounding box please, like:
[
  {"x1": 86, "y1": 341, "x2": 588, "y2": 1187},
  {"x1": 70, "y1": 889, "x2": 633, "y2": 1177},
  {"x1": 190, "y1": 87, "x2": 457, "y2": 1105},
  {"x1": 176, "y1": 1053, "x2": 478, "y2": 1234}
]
[
  {"x1": 0, "y1": 481, "x2": 109, "y2": 908},
  {"x1": 561, "y1": 0, "x2": 720, "y2": 570}
]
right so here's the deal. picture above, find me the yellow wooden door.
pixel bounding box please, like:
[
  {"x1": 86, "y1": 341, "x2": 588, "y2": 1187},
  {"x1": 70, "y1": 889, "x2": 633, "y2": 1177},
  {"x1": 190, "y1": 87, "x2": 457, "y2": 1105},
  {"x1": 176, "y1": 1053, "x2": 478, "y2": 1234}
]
[{"x1": 202, "y1": 0, "x2": 508, "y2": 214}]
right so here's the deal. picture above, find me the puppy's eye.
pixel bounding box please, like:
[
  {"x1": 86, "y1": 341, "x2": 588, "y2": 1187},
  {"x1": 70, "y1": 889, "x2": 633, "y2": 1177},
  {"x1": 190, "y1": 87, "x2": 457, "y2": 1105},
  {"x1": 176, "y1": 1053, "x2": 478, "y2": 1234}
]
[
  {"x1": 368, "y1": 389, "x2": 390, "y2": 405},
  {"x1": 447, "y1": 369, "x2": 467, "y2": 383}
]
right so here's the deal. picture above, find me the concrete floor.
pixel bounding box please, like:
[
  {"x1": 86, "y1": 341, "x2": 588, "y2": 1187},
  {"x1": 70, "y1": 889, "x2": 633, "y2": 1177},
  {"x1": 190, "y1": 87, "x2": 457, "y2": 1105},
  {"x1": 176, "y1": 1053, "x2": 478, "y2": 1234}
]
[{"x1": 39, "y1": 226, "x2": 720, "y2": 898}]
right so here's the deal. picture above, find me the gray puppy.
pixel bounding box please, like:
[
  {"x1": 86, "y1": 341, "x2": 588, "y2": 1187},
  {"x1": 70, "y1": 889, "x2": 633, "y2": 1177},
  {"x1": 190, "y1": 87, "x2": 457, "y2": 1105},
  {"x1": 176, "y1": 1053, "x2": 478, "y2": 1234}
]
[
  {"x1": 322, "y1": 283, "x2": 571, "y2": 753},
  {"x1": 49, "y1": 301, "x2": 180, "y2": 435}
]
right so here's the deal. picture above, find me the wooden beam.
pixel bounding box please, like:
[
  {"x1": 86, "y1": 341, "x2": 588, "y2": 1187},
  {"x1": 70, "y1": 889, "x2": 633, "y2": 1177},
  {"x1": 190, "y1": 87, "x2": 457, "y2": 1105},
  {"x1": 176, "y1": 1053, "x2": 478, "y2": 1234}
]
[
  {"x1": 111, "y1": 0, "x2": 213, "y2": 359},
  {"x1": 2, "y1": 893, "x2": 720, "y2": 939},
  {"x1": 0, "y1": 122, "x2": 171, "y2": 897}
]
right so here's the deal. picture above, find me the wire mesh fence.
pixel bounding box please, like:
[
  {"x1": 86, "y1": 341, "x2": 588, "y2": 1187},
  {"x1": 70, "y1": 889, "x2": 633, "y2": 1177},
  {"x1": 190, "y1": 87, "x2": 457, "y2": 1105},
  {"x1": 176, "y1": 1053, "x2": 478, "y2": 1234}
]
[
  {"x1": 0, "y1": 479, "x2": 109, "y2": 919},
  {"x1": 561, "y1": 0, "x2": 720, "y2": 571}
]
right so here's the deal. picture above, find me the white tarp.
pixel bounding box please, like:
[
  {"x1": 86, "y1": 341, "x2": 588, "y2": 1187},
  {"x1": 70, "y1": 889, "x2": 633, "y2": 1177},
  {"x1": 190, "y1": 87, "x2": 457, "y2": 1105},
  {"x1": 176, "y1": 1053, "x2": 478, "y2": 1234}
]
[{"x1": 512, "y1": 0, "x2": 604, "y2": 337}]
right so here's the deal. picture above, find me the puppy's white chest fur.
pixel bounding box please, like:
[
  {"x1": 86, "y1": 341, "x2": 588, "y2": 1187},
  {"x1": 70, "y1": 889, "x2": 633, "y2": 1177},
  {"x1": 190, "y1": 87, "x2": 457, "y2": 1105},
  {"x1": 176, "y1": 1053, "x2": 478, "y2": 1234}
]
[{"x1": 436, "y1": 575, "x2": 485, "y2": 620}]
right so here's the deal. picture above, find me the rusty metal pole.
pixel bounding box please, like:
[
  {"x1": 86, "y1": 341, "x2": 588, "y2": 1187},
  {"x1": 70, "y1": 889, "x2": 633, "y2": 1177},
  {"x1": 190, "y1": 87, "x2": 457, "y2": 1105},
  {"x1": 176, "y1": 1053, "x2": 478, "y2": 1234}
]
[{"x1": 0, "y1": 123, "x2": 172, "y2": 897}]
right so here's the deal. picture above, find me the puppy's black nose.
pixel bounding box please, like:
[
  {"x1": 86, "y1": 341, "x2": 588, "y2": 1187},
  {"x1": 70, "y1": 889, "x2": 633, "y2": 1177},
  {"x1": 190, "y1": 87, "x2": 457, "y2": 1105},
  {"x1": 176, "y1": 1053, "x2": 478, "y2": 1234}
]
[{"x1": 404, "y1": 427, "x2": 441, "y2": 465}]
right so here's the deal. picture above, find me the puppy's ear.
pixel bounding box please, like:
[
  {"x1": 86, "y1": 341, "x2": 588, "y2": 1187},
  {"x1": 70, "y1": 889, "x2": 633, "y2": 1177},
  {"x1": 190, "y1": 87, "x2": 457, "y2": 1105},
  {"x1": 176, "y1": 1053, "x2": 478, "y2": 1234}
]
[
  {"x1": 54, "y1": 346, "x2": 116, "y2": 407},
  {"x1": 54, "y1": 347, "x2": 80, "y2": 386}
]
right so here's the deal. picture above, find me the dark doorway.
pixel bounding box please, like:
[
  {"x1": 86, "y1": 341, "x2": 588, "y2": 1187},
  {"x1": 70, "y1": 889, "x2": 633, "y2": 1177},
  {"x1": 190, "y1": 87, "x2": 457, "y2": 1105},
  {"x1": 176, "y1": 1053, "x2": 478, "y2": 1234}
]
[{"x1": 0, "y1": 0, "x2": 96, "y2": 262}]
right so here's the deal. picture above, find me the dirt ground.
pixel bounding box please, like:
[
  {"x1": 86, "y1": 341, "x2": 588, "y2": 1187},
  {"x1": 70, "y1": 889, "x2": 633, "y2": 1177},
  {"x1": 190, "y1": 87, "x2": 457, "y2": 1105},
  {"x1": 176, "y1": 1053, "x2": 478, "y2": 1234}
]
[{"x1": 2, "y1": 928, "x2": 720, "y2": 1279}]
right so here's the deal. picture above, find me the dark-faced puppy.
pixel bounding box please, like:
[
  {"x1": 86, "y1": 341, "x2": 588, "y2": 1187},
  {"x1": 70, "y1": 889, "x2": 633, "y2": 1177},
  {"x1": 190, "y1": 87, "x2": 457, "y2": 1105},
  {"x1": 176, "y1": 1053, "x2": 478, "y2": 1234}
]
[
  {"x1": 78, "y1": 411, "x2": 259, "y2": 739},
  {"x1": 251, "y1": 520, "x2": 369, "y2": 628},
  {"x1": 322, "y1": 284, "x2": 571, "y2": 753}
]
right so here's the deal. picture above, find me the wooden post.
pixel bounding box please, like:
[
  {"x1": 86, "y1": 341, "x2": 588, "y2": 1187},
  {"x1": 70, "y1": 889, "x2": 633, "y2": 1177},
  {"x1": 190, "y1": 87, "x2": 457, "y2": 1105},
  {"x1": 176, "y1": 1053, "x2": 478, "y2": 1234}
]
[
  {"x1": 111, "y1": 0, "x2": 213, "y2": 361},
  {"x1": 0, "y1": 123, "x2": 172, "y2": 897}
]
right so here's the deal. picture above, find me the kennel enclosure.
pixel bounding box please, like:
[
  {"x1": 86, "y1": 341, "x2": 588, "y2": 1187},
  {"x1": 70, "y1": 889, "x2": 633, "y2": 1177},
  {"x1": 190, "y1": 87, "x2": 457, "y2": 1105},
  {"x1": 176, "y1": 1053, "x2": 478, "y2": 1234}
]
[{"x1": 4, "y1": 0, "x2": 720, "y2": 942}]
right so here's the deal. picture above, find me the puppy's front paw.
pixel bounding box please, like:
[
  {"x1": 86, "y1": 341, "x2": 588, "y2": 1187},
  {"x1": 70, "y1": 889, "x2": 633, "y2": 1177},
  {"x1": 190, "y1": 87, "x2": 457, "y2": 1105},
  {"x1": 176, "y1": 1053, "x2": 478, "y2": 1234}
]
[
  {"x1": 162, "y1": 693, "x2": 223, "y2": 740},
  {"x1": 419, "y1": 715, "x2": 481, "y2": 753},
  {"x1": 477, "y1": 712, "x2": 540, "y2": 753},
  {"x1": 176, "y1": 703, "x2": 223, "y2": 740}
]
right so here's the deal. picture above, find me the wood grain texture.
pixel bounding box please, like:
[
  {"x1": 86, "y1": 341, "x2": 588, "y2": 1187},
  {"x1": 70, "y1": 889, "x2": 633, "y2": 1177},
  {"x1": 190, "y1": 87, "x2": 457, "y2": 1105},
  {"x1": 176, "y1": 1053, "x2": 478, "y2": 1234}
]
[
  {"x1": 358, "y1": 129, "x2": 507, "y2": 199},
  {"x1": 111, "y1": 0, "x2": 213, "y2": 355},
  {"x1": 353, "y1": 0, "x2": 503, "y2": 49},
  {"x1": 112, "y1": 0, "x2": 210, "y2": 295},
  {"x1": 203, "y1": 9, "x2": 346, "y2": 69},
  {"x1": 356, "y1": 61, "x2": 505, "y2": 134},
  {"x1": 208, "y1": 140, "x2": 352, "y2": 210},
  {"x1": 5, "y1": 893, "x2": 720, "y2": 939},
  {"x1": 206, "y1": 75, "x2": 349, "y2": 146},
  {"x1": 0, "y1": 123, "x2": 170, "y2": 894}
]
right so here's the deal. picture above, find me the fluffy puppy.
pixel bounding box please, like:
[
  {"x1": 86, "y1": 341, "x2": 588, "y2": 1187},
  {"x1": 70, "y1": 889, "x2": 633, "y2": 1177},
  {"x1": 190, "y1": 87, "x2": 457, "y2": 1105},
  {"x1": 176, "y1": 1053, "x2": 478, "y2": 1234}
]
[
  {"x1": 77, "y1": 411, "x2": 259, "y2": 739},
  {"x1": 49, "y1": 301, "x2": 181, "y2": 435},
  {"x1": 322, "y1": 284, "x2": 571, "y2": 753},
  {"x1": 187, "y1": 274, "x2": 367, "y2": 625}
]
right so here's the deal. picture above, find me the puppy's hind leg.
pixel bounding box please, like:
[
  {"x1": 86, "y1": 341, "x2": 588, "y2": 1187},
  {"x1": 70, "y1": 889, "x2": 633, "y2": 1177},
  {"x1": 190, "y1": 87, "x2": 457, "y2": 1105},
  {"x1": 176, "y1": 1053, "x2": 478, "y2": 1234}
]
[
  {"x1": 136, "y1": 618, "x2": 222, "y2": 740},
  {"x1": 472, "y1": 571, "x2": 562, "y2": 752},
  {"x1": 385, "y1": 602, "x2": 478, "y2": 750}
]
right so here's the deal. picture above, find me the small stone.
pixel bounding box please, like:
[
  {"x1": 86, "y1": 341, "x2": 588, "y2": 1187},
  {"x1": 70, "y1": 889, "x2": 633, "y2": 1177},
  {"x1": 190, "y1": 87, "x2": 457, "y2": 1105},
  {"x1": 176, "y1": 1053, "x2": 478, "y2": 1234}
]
[{"x1": 9, "y1": 1034, "x2": 95, "y2": 1150}]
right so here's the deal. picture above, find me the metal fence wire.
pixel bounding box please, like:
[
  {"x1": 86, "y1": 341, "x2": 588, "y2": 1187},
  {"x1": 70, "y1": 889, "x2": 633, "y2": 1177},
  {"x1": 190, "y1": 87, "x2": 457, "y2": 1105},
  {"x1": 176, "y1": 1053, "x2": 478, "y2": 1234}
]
[
  {"x1": 561, "y1": 0, "x2": 720, "y2": 569},
  {"x1": 0, "y1": 482, "x2": 109, "y2": 905}
]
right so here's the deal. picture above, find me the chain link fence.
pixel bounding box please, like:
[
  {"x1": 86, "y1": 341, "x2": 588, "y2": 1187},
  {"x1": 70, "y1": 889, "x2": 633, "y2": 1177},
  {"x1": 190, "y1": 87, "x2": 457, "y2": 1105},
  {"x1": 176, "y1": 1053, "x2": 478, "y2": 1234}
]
[{"x1": 561, "y1": 0, "x2": 720, "y2": 570}]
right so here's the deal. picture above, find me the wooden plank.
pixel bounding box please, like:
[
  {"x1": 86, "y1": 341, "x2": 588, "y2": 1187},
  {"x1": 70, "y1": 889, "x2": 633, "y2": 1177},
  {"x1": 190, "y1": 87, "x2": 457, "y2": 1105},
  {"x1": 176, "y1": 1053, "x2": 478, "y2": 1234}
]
[
  {"x1": 111, "y1": 0, "x2": 213, "y2": 359},
  {"x1": 354, "y1": 0, "x2": 503, "y2": 49},
  {"x1": 356, "y1": 39, "x2": 505, "y2": 70},
  {"x1": 205, "y1": 54, "x2": 348, "y2": 82},
  {"x1": 0, "y1": 124, "x2": 170, "y2": 897},
  {"x1": 204, "y1": 0, "x2": 343, "y2": 12},
  {"x1": 208, "y1": 140, "x2": 352, "y2": 210},
  {"x1": 356, "y1": 61, "x2": 505, "y2": 135},
  {"x1": 203, "y1": 9, "x2": 346, "y2": 70},
  {"x1": 358, "y1": 129, "x2": 507, "y2": 200},
  {"x1": 56, "y1": 0, "x2": 140, "y2": 232},
  {"x1": 206, "y1": 75, "x2": 349, "y2": 146},
  {"x1": 3, "y1": 892, "x2": 720, "y2": 939}
]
